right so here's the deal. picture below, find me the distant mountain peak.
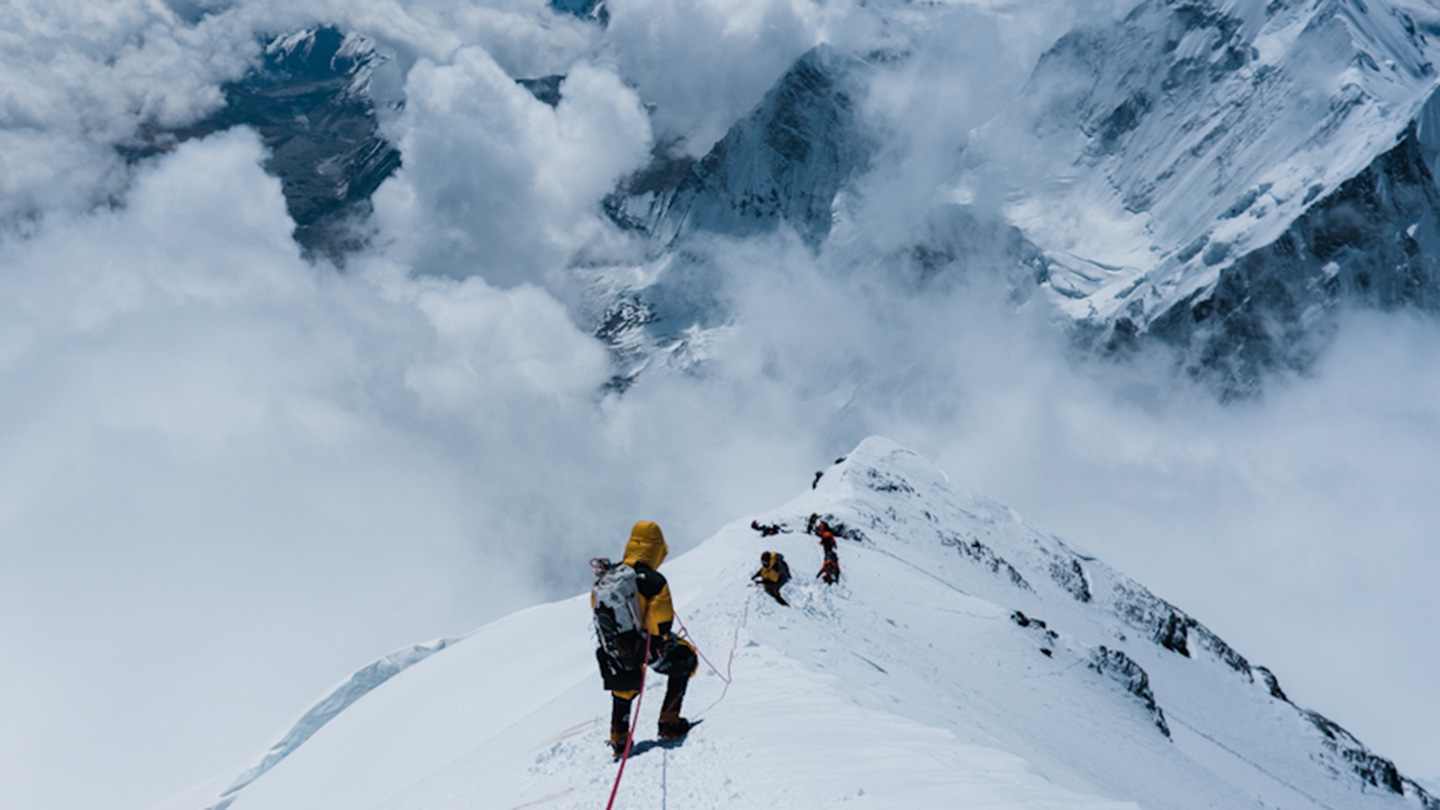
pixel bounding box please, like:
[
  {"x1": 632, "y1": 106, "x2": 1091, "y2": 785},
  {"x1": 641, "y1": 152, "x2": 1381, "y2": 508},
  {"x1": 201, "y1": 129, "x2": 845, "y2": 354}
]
[
  {"x1": 973, "y1": 0, "x2": 1440, "y2": 394},
  {"x1": 604, "y1": 44, "x2": 876, "y2": 249}
]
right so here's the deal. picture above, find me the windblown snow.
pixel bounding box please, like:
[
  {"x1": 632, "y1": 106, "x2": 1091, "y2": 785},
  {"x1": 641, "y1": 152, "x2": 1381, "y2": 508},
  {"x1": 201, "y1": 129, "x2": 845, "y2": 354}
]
[{"x1": 151, "y1": 438, "x2": 1434, "y2": 810}]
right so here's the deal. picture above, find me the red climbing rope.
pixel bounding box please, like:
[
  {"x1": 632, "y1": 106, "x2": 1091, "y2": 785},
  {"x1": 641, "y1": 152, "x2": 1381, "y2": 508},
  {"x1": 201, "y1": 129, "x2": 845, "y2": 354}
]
[{"x1": 604, "y1": 629, "x2": 652, "y2": 810}]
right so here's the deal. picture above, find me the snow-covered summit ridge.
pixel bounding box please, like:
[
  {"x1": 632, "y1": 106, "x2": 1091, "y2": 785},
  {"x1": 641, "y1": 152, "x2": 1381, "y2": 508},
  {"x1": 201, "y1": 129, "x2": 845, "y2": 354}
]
[
  {"x1": 213, "y1": 639, "x2": 455, "y2": 807},
  {"x1": 153, "y1": 438, "x2": 1436, "y2": 810}
]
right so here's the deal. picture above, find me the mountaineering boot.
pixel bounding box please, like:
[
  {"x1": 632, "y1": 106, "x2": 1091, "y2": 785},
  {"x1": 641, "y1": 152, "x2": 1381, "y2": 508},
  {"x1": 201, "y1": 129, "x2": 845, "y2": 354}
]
[
  {"x1": 657, "y1": 676, "x2": 691, "y2": 739},
  {"x1": 610, "y1": 695, "x2": 632, "y2": 757},
  {"x1": 658, "y1": 712, "x2": 691, "y2": 739}
]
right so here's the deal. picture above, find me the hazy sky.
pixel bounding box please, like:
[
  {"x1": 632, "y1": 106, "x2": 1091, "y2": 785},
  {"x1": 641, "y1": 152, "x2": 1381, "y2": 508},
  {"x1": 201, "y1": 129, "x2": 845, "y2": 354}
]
[{"x1": 1, "y1": 2, "x2": 1435, "y2": 810}]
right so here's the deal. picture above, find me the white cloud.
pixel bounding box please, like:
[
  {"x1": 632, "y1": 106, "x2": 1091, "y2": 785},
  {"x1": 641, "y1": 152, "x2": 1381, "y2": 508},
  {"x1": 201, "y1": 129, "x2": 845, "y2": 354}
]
[
  {"x1": 605, "y1": 0, "x2": 822, "y2": 152},
  {"x1": 0, "y1": 0, "x2": 261, "y2": 219},
  {"x1": 371, "y1": 48, "x2": 650, "y2": 285}
]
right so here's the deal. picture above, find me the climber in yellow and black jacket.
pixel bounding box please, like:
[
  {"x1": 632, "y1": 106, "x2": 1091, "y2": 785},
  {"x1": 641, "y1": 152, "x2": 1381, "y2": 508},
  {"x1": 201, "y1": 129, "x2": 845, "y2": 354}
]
[
  {"x1": 604, "y1": 521, "x2": 698, "y2": 756},
  {"x1": 752, "y1": 550, "x2": 791, "y2": 605}
]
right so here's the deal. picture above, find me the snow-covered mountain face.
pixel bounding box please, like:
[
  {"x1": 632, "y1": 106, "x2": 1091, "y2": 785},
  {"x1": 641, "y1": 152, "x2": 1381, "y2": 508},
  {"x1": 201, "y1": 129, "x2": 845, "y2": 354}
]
[
  {"x1": 151, "y1": 438, "x2": 1436, "y2": 810},
  {"x1": 971, "y1": 0, "x2": 1440, "y2": 393},
  {"x1": 604, "y1": 45, "x2": 874, "y2": 250},
  {"x1": 52, "y1": 0, "x2": 1440, "y2": 396},
  {"x1": 542, "y1": 0, "x2": 1440, "y2": 396}
]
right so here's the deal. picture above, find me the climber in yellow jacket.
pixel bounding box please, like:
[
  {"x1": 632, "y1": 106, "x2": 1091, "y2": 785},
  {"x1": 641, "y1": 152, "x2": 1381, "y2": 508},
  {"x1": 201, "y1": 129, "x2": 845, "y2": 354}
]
[
  {"x1": 594, "y1": 521, "x2": 698, "y2": 757},
  {"x1": 752, "y1": 550, "x2": 792, "y2": 605}
]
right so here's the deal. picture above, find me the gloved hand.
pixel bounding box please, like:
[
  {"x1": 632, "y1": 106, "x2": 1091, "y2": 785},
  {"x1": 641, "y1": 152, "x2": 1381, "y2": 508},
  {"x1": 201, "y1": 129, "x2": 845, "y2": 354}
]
[
  {"x1": 651, "y1": 633, "x2": 690, "y2": 675},
  {"x1": 652, "y1": 632, "x2": 677, "y2": 654}
]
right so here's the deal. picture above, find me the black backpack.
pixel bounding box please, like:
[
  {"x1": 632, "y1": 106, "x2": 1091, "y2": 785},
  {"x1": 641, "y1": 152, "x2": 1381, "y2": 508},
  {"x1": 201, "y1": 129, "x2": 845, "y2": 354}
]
[{"x1": 772, "y1": 553, "x2": 792, "y2": 586}]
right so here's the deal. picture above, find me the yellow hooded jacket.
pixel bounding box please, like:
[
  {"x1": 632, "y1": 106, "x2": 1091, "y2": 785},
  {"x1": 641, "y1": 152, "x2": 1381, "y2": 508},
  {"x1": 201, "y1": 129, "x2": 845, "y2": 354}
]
[
  {"x1": 607, "y1": 521, "x2": 694, "y2": 700},
  {"x1": 622, "y1": 520, "x2": 674, "y2": 636}
]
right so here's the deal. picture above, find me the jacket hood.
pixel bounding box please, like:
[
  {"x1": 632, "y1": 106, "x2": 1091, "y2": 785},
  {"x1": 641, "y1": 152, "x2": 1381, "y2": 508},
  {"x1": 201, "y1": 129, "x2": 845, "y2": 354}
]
[{"x1": 623, "y1": 521, "x2": 668, "y2": 569}]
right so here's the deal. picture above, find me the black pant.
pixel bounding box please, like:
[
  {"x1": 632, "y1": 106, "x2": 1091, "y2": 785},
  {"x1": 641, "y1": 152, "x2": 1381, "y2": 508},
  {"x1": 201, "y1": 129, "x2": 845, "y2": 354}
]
[
  {"x1": 762, "y1": 581, "x2": 789, "y2": 605},
  {"x1": 612, "y1": 673, "x2": 690, "y2": 734}
]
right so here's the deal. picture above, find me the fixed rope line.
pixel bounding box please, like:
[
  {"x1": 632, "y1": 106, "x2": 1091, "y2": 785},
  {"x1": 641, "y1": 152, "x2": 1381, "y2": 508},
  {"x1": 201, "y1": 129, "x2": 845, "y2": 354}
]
[
  {"x1": 674, "y1": 587, "x2": 752, "y2": 684},
  {"x1": 604, "y1": 617, "x2": 653, "y2": 810},
  {"x1": 673, "y1": 586, "x2": 754, "y2": 716}
]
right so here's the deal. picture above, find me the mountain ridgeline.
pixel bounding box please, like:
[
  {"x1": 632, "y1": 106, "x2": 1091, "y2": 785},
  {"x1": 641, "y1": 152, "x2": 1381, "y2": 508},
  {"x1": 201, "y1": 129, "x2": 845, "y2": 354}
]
[{"x1": 151, "y1": 438, "x2": 1438, "y2": 810}]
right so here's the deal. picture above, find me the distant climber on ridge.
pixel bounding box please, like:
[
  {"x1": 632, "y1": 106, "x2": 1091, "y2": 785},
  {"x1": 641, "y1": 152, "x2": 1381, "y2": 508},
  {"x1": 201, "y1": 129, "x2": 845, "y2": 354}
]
[
  {"x1": 815, "y1": 520, "x2": 838, "y2": 550},
  {"x1": 810, "y1": 517, "x2": 841, "y2": 584},
  {"x1": 817, "y1": 546, "x2": 840, "y2": 584},
  {"x1": 752, "y1": 551, "x2": 792, "y2": 605},
  {"x1": 590, "y1": 521, "x2": 698, "y2": 757},
  {"x1": 750, "y1": 520, "x2": 784, "y2": 537}
]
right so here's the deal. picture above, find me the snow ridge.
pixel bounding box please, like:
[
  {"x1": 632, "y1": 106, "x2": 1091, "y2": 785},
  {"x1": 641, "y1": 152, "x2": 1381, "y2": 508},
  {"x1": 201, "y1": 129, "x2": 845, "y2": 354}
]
[
  {"x1": 207, "y1": 638, "x2": 455, "y2": 810},
  {"x1": 814, "y1": 440, "x2": 1433, "y2": 809},
  {"x1": 156, "y1": 438, "x2": 1434, "y2": 810}
]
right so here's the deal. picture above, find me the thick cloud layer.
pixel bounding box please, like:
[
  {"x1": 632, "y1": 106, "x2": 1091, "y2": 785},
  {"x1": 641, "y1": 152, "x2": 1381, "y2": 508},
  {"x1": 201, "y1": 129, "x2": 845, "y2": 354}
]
[
  {"x1": 0, "y1": 2, "x2": 1436, "y2": 810},
  {"x1": 374, "y1": 53, "x2": 651, "y2": 282}
]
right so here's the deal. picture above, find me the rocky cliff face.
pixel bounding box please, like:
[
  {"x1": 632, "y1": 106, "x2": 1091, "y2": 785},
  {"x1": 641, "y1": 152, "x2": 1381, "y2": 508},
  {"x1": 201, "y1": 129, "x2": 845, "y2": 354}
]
[
  {"x1": 1142, "y1": 121, "x2": 1440, "y2": 393},
  {"x1": 549, "y1": 0, "x2": 608, "y2": 26},
  {"x1": 604, "y1": 45, "x2": 875, "y2": 250},
  {"x1": 582, "y1": 45, "x2": 879, "y2": 382},
  {"x1": 126, "y1": 27, "x2": 403, "y2": 262}
]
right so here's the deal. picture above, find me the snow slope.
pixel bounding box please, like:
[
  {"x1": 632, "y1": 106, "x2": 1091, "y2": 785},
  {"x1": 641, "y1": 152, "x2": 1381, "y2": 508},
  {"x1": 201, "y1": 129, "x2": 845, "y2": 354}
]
[{"x1": 152, "y1": 438, "x2": 1436, "y2": 810}]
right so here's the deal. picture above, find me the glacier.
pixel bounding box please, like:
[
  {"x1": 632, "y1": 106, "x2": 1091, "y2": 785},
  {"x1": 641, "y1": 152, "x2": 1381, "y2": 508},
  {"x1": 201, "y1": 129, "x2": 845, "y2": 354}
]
[{"x1": 150, "y1": 439, "x2": 1436, "y2": 810}]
